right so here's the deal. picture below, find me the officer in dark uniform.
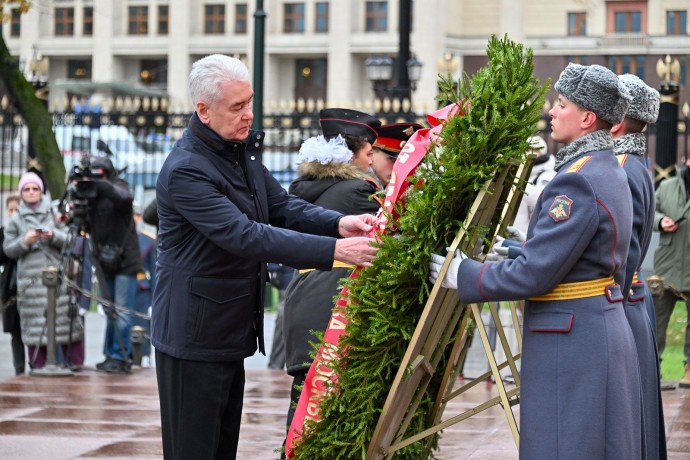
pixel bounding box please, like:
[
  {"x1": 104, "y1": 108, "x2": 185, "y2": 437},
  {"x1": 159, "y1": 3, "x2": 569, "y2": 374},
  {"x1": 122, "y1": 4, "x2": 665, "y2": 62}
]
[
  {"x1": 430, "y1": 64, "x2": 643, "y2": 459},
  {"x1": 371, "y1": 122, "x2": 423, "y2": 188},
  {"x1": 612, "y1": 74, "x2": 665, "y2": 460}
]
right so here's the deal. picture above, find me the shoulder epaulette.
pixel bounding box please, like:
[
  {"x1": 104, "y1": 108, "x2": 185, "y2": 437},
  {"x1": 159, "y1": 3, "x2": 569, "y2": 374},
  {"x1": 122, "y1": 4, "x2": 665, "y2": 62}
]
[
  {"x1": 566, "y1": 155, "x2": 592, "y2": 173},
  {"x1": 616, "y1": 154, "x2": 628, "y2": 167}
]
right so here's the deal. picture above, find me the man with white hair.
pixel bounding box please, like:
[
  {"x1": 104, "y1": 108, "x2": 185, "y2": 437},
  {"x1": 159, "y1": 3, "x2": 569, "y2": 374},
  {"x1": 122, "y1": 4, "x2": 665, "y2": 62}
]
[{"x1": 152, "y1": 54, "x2": 379, "y2": 459}]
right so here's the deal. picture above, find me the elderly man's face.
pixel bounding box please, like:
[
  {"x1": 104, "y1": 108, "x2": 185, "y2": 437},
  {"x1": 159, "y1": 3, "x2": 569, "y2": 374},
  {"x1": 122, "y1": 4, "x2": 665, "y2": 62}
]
[{"x1": 197, "y1": 80, "x2": 254, "y2": 141}]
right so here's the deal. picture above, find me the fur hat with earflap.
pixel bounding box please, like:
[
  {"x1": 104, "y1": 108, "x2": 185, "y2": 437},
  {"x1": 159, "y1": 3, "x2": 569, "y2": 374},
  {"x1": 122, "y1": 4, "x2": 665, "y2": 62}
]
[{"x1": 555, "y1": 63, "x2": 632, "y2": 125}]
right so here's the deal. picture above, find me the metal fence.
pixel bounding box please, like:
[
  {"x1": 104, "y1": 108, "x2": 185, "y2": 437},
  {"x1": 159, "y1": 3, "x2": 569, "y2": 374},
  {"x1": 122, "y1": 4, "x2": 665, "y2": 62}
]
[{"x1": 0, "y1": 101, "x2": 687, "y2": 227}]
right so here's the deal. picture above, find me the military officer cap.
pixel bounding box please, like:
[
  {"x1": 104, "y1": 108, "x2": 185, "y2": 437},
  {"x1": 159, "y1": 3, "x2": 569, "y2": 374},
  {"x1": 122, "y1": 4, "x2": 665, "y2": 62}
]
[
  {"x1": 319, "y1": 108, "x2": 381, "y2": 144},
  {"x1": 373, "y1": 122, "x2": 424, "y2": 158},
  {"x1": 618, "y1": 74, "x2": 660, "y2": 124},
  {"x1": 555, "y1": 63, "x2": 632, "y2": 125}
]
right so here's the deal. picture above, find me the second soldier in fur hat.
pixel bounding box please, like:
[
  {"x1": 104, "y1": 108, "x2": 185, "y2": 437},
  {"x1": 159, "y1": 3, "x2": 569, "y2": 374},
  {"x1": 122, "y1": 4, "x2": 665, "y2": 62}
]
[
  {"x1": 371, "y1": 122, "x2": 423, "y2": 187},
  {"x1": 610, "y1": 74, "x2": 666, "y2": 459}
]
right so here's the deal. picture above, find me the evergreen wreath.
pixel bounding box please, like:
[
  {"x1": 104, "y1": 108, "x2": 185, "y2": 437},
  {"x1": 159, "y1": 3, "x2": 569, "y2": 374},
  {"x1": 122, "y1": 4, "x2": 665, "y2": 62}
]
[{"x1": 291, "y1": 35, "x2": 549, "y2": 459}]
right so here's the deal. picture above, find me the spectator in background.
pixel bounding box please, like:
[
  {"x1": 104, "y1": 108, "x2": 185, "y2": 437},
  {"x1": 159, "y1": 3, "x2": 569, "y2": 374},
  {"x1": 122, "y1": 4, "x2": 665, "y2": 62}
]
[
  {"x1": 3, "y1": 173, "x2": 84, "y2": 370},
  {"x1": 131, "y1": 203, "x2": 156, "y2": 366},
  {"x1": 371, "y1": 122, "x2": 423, "y2": 188},
  {"x1": 0, "y1": 194, "x2": 25, "y2": 375},
  {"x1": 512, "y1": 135, "x2": 555, "y2": 233},
  {"x1": 266, "y1": 263, "x2": 294, "y2": 370},
  {"x1": 652, "y1": 156, "x2": 690, "y2": 389}
]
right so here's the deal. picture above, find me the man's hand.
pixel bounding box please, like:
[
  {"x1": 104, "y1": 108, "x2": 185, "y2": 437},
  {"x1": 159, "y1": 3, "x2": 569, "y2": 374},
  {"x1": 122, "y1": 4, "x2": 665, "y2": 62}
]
[
  {"x1": 429, "y1": 249, "x2": 466, "y2": 290},
  {"x1": 506, "y1": 226, "x2": 526, "y2": 242},
  {"x1": 334, "y1": 237, "x2": 378, "y2": 267},
  {"x1": 660, "y1": 216, "x2": 679, "y2": 233},
  {"x1": 338, "y1": 214, "x2": 376, "y2": 237}
]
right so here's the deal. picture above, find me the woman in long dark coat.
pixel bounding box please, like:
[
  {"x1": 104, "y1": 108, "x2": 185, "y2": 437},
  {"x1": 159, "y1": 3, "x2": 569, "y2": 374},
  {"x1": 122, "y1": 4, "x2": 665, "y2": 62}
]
[{"x1": 283, "y1": 108, "x2": 381, "y2": 431}]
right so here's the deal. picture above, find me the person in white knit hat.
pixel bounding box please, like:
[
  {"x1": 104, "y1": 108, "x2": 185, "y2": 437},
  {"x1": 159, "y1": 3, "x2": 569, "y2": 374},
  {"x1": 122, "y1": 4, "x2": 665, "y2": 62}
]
[{"x1": 431, "y1": 63, "x2": 644, "y2": 459}]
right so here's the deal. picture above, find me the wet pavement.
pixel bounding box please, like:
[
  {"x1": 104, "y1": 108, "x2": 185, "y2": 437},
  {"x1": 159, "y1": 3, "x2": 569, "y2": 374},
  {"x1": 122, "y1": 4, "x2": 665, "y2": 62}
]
[{"x1": 0, "y1": 313, "x2": 688, "y2": 459}]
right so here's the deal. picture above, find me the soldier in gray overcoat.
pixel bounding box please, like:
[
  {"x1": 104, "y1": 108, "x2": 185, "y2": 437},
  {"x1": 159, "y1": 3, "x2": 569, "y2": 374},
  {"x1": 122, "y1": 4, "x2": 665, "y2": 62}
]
[
  {"x1": 431, "y1": 64, "x2": 643, "y2": 459},
  {"x1": 612, "y1": 74, "x2": 666, "y2": 460}
]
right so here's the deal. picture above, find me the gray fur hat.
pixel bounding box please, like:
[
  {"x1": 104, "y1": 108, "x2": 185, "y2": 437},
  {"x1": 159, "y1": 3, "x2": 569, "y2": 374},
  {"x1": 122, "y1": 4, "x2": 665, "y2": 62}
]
[
  {"x1": 555, "y1": 63, "x2": 632, "y2": 125},
  {"x1": 618, "y1": 74, "x2": 660, "y2": 124}
]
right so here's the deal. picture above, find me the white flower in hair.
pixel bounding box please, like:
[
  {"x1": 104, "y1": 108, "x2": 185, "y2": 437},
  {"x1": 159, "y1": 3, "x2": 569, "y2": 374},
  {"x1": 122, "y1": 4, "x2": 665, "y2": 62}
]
[{"x1": 298, "y1": 135, "x2": 353, "y2": 165}]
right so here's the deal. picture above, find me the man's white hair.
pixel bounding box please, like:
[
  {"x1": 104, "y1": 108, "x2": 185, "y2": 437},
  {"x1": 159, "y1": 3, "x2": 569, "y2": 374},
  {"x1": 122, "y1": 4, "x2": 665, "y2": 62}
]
[{"x1": 189, "y1": 54, "x2": 249, "y2": 107}]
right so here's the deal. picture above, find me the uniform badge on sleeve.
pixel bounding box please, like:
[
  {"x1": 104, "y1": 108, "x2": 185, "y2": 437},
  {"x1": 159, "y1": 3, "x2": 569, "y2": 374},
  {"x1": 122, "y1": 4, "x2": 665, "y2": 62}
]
[{"x1": 549, "y1": 195, "x2": 573, "y2": 222}]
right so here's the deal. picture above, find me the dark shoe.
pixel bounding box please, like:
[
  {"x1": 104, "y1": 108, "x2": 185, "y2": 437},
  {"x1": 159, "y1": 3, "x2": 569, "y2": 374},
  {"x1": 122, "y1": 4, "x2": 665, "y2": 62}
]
[
  {"x1": 680, "y1": 363, "x2": 690, "y2": 389},
  {"x1": 98, "y1": 358, "x2": 131, "y2": 374},
  {"x1": 96, "y1": 357, "x2": 115, "y2": 371}
]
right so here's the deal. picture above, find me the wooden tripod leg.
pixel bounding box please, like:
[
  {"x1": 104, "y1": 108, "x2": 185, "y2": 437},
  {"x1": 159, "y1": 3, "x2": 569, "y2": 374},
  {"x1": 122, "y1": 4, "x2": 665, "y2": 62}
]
[
  {"x1": 489, "y1": 302, "x2": 521, "y2": 387},
  {"x1": 471, "y1": 303, "x2": 520, "y2": 447},
  {"x1": 510, "y1": 301, "x2": 523, "y2": 354}
]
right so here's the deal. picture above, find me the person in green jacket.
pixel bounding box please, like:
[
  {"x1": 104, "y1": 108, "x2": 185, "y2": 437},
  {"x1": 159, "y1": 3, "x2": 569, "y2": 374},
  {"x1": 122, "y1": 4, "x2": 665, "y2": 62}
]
[{"x1": 653, "y1": 157, "x2": 690, "y2": 388}]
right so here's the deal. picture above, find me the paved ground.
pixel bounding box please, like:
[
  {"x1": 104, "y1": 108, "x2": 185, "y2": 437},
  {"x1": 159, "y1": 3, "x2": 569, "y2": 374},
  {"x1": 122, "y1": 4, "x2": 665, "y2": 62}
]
[{"x1": 0, "y1": 312, "x2": 688, "y2": 459}]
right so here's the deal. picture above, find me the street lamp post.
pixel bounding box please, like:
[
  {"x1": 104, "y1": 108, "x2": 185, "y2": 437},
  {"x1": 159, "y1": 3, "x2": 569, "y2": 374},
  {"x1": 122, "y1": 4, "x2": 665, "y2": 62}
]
[
  {"x1": 252, "y1": 0, "x2": 266, "y2": 130},
  {"x1": 654, "y1": 54, "x2": 681, "y2": 188},
  {"x1": 364, "y1": 55, "x2": 394, "y2": 101}
]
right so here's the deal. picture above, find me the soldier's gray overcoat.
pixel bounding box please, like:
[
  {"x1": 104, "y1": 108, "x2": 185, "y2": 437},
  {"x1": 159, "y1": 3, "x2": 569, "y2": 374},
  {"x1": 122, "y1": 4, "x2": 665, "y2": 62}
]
[{"x1": 457, "y1": 141, "x2": 643, "y2": 459}]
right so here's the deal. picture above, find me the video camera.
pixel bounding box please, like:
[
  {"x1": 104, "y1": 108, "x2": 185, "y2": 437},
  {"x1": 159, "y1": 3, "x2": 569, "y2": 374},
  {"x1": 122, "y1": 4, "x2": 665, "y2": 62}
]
[{"x1": 62, "y1": 140, "x2": 115, "y2": 230}]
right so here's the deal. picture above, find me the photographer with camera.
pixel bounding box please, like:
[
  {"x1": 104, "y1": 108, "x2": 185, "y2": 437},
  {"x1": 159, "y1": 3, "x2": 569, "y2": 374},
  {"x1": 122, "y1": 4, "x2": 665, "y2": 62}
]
[{"x1": 62, "y1": 156, "x2": 142, "y2": 374}]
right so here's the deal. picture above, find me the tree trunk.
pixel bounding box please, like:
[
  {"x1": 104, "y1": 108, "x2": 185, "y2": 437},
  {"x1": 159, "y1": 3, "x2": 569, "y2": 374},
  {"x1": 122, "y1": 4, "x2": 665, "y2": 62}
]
[{"x1": 0, "y1": 34, "x2": 66, "y2": 197}]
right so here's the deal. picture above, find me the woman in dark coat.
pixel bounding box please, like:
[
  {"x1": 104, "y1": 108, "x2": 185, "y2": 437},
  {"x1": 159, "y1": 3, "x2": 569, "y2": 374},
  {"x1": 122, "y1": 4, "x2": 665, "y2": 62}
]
[
  {"x1": 1, "y1": 194, "x2": 24, "y2": 375},
  {"x1": 283, "y1": 108, "x2": 381, "y2": 430}
]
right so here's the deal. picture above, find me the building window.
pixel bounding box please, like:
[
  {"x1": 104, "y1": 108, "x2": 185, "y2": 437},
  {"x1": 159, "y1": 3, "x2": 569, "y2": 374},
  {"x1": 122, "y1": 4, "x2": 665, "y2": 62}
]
[
  {"x1": 128, "y1": 6, "x2": 148, "y2": 35},
  {"x1": 295, "y1": 58, "x2": 327, "y2": 101},
  {"x1": 315, "y1": 2, "x2": 329, "y2": 33},
  {"x1": 10, "y1": 9, "x2": 21, "y2": 37},
  {"x1": 55, "y1": 7, "x2": 75, "y2": 36},
  {"x1": 68, "y1": 59, "x2": 92, "y2": 80},
  {"x1": 667, "y1": 10, "x2": 687, "y2": 35},
  {"x1": 283, "y1": 3, "x2": 305, "y2": 33},
  {"x1": 567, "y1": 56, "x2": 589, "y2": 66},
  {"x1": 235, "y1": 3, "x2": 247, "y2": 34},
  {"x1": 140, "y1": 59, "x2": 168, "y2": 85},
  {"x1": 365, "y1": 1, "x2": 388, "y2": 32},
  {"x1": 568, "y1": 12, "x2": 586, "y2": 36},
  {"x1": 609, "y1": 55, "x2": 644, "y2": 79},
  {"x1": 158, "y1": 5, "x2": 169, "y2": 35},
  {"x1": 615, "y1": 11, "x2": 641, "y2": 32},
  {"x1": 83, "y1": 7, "x2": 93, "y2": 36},
  {"x1": 204, "y1": 4, "x2": 225, "y2": 34}
]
